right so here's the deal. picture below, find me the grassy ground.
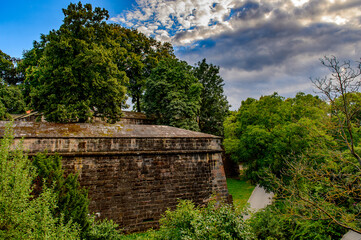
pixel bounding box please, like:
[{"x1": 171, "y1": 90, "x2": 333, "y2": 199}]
[{"x1": 226, "y1": 178, "x2": 255, "y2": 208}]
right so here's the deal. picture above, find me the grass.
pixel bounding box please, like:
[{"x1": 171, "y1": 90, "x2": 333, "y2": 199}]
[{"x1": 226, "y1": 178, "x2": 255, "y2": 208}]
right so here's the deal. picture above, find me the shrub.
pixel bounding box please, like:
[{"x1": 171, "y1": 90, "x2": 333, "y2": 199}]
[
  {"x1": 249, "y1": 202, "x2": 346, "y2": 240},
  {"x1": 32, "y1": 153, "x2": 90, "y2": 237},
  {"x1": 86, "y1": 215, "x2": 123, "y2": 240},
  {"x1": 156, "y1": 199, "x2": 254, "y2": 240},
  {"x1": 0, "y1": 123, "x2": 79, "y2": 239}
]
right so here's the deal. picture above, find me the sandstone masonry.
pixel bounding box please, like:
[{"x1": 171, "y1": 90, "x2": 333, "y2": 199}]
[{"x1": 0, "y1": 121, "x2": 229, "y2": 232}]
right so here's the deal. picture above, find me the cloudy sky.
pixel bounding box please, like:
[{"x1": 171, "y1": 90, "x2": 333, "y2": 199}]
[{"x1": 2, "y1": 0, "x2": 361, "y2": 109}]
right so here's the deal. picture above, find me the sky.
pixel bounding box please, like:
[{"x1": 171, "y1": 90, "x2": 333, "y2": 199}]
[{"x1": 1, "y1": 0, "x2": 361, "y2": 110}]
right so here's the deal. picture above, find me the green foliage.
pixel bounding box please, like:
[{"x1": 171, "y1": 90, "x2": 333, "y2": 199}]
[
  {"x1": 20, "y1": 3, "x2": 175, "y2": 116},
  {"x1": 108, "y1": 25, "x2": 175, "y2": 112},
  {"x1": 0, "y1": 83, "x2": 26, "y2": 117},
  {"x1": 0, "y1": 101, "x2": 7, "y2": 120},
  {"x1": 250, "y1": 202, "x2": 346, "y2": 240},
  {"x1": 86, "y1": 216, "x2": 123, "y2": 240},
  {"x1": 0, "y1": 51, "x2": 26, "y2": 119},
  {"x1": 0, "y1": 123, "x2": 79, "y2": 239},
  {"x1": 144, "y1": 58, "x2": 203, "y2": 131},
  {"x1": 155, "y1": 199, "x2": 254, "y2": 240},
  {"x1": 28, "y1": 2, "x2": 128, "y2": 123},
  {"x1": 193, "y1": 59, "x2": 230, "y2": 136},
  {"x1": 223, "y1": 92, "x2": 329, "y2": 189},
  {"x1": 268, "y1": 148, "x2": 361, "y2": 234},
  {"x1": 0, "y1": 50, "x2": 22, "y2": 85},
  {"x1": 32, "y1": 153, "x2": 90, "y2": 237}
]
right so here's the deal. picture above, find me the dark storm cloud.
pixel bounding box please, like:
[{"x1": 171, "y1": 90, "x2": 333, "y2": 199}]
[{"x1": 181, "y1": 22, "x2": 361, "y2": 71}]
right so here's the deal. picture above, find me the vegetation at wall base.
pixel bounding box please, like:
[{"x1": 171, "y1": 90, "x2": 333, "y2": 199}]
[
  {"x1": 155, "y1": 199, "x2": 254, "y2": 240},
  {"x1": 32, "y1": 153, "x2": 90, "y2": 238},
  {"x1": 0, "y1": 123, "x2": 80, "y2": 239},
  {"x1": 0, "y1": 123, "x2": 124, "y2": 239}
]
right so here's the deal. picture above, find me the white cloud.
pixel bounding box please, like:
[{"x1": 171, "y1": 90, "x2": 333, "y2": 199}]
[
  {"x1": 110, "y1": 0, "x2": 361, "y2": 108},
  {"x1": 110, "y1": 0, "x2": 361, "y2": 47}
]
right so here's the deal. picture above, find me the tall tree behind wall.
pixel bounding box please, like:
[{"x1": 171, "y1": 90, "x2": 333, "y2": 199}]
[
  {"x1": 223, "y1": 92, "x2": 329, "y2": 188},
  {"x1": 0, "y1": 50, "x2": 26, "y2": 119},
  {"x1": 143, "y1": 58, "x2": 203, "y2": 131},
  {"x1": 193, "y1": 59, "x2": 230, "y2": 136},
  {"x1": 109, "y1": 25, "x2": 175, "y2": 112},
  {"x1": 27, "y1": 2, "x2": 128, "y2": 123}
]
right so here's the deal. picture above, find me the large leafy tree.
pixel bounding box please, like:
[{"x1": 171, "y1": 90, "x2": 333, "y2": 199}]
[
  {"x1": 28, "y1": 2, "x2": 128, "y2": 123},
  {"x1": 0, "y1": 83, "x2": 26, "y2": 119},
  {"x1": 143, "y1": 58, "x2": 203, "y2": 131},
  {"x1": 193, "y1": 59, "x2": 230, "y2": 136},
  {"x1": 0, "y1": 52, "x2": 26, "y2": 119},
  {"x1": 248, "y1": 57, "x2": 361, "y2": 236},
  {"x1": 19, "y1": 40, "x2": 46, "y2": 106},
  {"x1": 223, "y1": 92, "x2": 328, "y2": 188},
  {"x1": 0, "y1": 50, "x2": 23, "y2": 85},
  {"x1": 272, "y1": 56, "x2": 361, "y2": 234},
  {"x1": 109, "y1": 26, "x2": 175, "y2": 112}
]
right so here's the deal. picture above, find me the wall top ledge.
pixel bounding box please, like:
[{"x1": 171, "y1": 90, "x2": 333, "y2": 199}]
[{"x1": 0, "y1": 121, "x2": 221, "y2": 139}]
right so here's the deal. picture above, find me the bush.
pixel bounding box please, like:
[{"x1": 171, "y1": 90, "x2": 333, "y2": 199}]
[
  {"x1": 0, "y1": 123, "x2": 79, "y2": 239},
  {"x1": 32, "y1": 153, "x2": 90, "y2": 237},
  {"x1": 156, "y1": 199, "x2": 254, "y2": 240},
  {"x1": 86, "y1": 215, "x2": 123, "y2": 240},
  {"x1": 249, "y1": 202, "x2": 346, "y2": 240}
]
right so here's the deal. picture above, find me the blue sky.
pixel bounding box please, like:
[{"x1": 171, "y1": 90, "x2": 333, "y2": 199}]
[
  {"x1": 0, "y1": 0, "x2": 134, "y2": 58},
  {"x1": 2, "y1": 0, "x2": 361, "y2": 110}
]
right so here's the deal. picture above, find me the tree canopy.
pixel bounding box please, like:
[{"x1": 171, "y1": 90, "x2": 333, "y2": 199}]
[
  {"x1": 224, "y1": 56, "x2": 361, "y2": 236},
  {"x1": 143, "y1": 58, "x2": 203, "y2": 131},
  {"x1": 0, "y1": 50, "x2": 22, "y2": 85},
  {"x1": 27, "y1": 2, "x2": 128, "y2": 123},
  {"x1": 193, "y1": 59, "x2": 230, "y2": 136},
  {"x1": 109, "y1": 26, "x2": 175, "y2": 112},
  {"x1": 223, "y1": 92, "x2": 328, "y2": 187}
]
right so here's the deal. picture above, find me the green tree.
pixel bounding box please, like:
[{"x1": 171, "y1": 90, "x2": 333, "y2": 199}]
[
  {"x1": 0, "y1": 83, "x2": 26, "y2": 115},
  {"x1": 143, "y1": 58, "x2": 203, "y2": 131},
  {"x1": 312, "y1": 56, "x2": 361, "y2": 167},
  {"x1": 0, "y1": 50, "x2": 23, "y2": 85},
  {"x1": 193, "y1": 59, "x2": 230, "y2": 136},
  {"x1": 261, "y1": 56, "x2": 361, "y2": 235},
  {"x1": 109, "y1": 26, "x2": 175, "y2": 112},
  {"x1": 32, "y1": 153, "x2": 90, "y2": 238},
  {"x1": 28, "y1": 2, "x2": 128, "y2": 123},
  {"x1": 19, "y1": 39, "x2": 46, "y2": 106},
  {"x1": 0, "y1": 123, "x2": 79, "y2": 239},
  {"x1": 223, "y1": 92, "x2": 328, "y2": 188},
  {"x1": 269, "y1": 149, "x2": 361, "y2": 235}
]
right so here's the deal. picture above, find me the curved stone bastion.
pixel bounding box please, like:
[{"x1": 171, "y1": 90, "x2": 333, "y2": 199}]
[{"x1": 0, "y1": 121, "x2": 229, "y2": 232}]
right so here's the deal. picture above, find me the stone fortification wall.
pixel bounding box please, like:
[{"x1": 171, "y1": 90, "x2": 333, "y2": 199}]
[{"x1": 0, "y1": 122, "x2": 229, "y2": 232}]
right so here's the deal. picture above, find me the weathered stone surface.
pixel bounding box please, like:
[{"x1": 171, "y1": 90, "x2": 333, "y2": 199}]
[{"x1": 0, "y1": 121, "x2": 229, "y2": 232}]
